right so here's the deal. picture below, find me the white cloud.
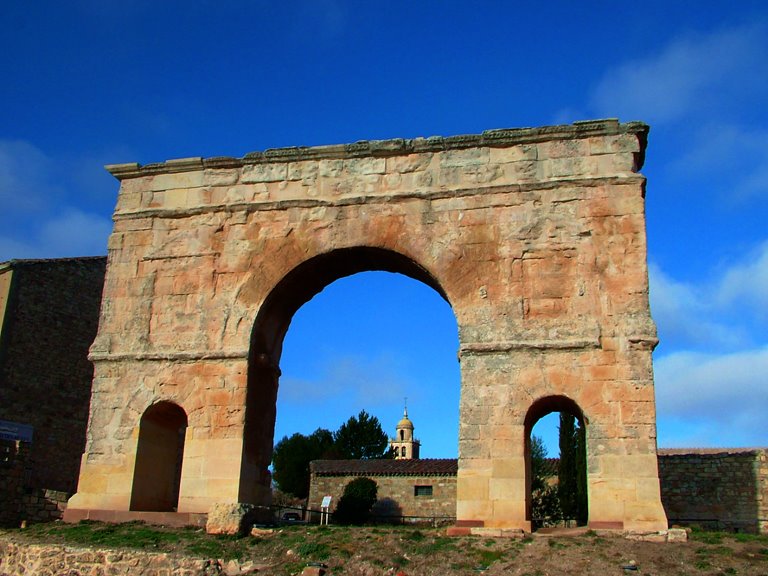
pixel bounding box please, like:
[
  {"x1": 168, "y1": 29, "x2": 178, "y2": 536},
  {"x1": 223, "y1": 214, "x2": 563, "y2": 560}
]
[
  {"x1": 651, "y1": 241, "x2": 768, "y2": 447},
  {"x1": 668, "y1": 123, "x2": 768, "y2": 200},
  {"x1": 655, "y1": 347, "x2": 768, "y2": 447},
  {"x1": 39, "y1": 209, "x2": 112, "y2": 257},
  {"x1": 279, "y1": 353, "x2": 408, "y2": 407},
  {"x1": 0, "y1": 140, "x2": 62, "y2": 212},
  {"x1": 0, "y1": 139, "x2": 113, "y2": 262},
  {"x1": 716, "y1": 240, "x2": 768, "y2": 316},
  {"x1": 648, "y1": 262, "x2": 746, "y2": 350},
  {"x1": 0, "y1": 208, "x2": 111, "y2": 261},
  {"x1": 591, "y1": 23, "x2": 768, "y2": 125}
]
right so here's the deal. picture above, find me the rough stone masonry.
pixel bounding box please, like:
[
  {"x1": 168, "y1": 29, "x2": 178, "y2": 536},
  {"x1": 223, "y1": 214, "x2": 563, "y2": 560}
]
[{"x1": 64, "y1": 119, "x2": 668, "y2": 533}]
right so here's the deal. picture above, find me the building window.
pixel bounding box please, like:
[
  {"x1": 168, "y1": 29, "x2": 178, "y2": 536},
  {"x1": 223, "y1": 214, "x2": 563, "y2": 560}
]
[{"x1": 414, "y1": 485, "x2": 433, "y2": 497}]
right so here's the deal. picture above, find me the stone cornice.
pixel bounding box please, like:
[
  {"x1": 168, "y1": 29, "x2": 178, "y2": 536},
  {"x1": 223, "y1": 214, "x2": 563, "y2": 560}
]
[
  {"x1": 105, "y1": 119, "x2": 649, "y2": 180},
  {"x1": 111, "y1": 174, "x2": 646, "y2": 221},
  {"x1": 459, "y1": 338, "x2": 601, "y2": 355},
  {"x1": 88, "y1": 350, "x2": 249, "y2": 363}
]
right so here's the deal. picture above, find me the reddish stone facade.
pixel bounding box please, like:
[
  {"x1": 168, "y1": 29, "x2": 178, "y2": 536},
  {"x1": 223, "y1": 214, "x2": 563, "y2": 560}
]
[{"x1": 65, "y1": 119, "x2": 668, "y2": 533}]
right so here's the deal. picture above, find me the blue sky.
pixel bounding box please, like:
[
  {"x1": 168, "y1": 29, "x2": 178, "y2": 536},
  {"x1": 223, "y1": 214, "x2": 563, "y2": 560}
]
[{"x1": 2, "y1": 2, "x2": 767, "y2": 457}]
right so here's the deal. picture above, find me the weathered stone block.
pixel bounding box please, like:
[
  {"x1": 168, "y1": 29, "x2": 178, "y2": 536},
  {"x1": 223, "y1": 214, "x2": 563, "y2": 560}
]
[{"x1": 205, "y1": 502, "x2": 257, "y2": 535}]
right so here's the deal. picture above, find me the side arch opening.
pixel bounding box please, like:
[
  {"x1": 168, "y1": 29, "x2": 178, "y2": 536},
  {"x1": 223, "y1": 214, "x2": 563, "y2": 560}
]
[
  {"x1": 130, "y1": 401, "x2": 188, "y2": 512},
  {"x1": 240, "y1": 247, "x2": 453, "y2": 505},
  {"x1": 524, "y1": 395, "x2": 588, "y2": 531}
]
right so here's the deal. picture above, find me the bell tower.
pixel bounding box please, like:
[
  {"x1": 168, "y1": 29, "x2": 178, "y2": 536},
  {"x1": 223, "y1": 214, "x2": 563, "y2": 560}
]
[{"x1": 390, "y1": 404, "x2": 420, "y2": 459}]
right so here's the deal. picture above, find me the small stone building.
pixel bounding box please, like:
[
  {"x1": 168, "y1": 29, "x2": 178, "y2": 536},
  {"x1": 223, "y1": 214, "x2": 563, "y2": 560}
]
[
  {"x1": 0, "y1": 257, "x2": 106, "y2": 527},
  {"x1": 308, "y1": 459, "x2": 457, "y2": 523}
]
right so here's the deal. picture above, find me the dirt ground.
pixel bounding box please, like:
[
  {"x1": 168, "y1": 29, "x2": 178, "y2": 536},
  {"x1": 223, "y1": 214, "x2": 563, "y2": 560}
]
[{"x1": 3, "y1": 522, "x2": 768, "y2": 575}]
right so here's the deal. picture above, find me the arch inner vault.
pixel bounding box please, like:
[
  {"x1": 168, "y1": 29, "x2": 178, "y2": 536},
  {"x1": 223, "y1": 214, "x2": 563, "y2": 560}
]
[{"x1": 65, "y1": 120, "x2": 668, "y2": 533}]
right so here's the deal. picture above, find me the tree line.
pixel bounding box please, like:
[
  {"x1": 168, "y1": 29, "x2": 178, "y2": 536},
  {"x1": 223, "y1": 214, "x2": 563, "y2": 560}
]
[{"x1": 272, "y1": 410, "x2": 389, "y2": 499}]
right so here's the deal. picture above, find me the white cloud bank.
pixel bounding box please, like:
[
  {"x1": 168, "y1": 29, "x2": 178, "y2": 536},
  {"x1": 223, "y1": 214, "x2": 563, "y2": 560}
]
[
  {"x1": 651, "y1": 241, "x2": 768, "y2": 447},
  {"x1": 0, "y1": 139, "x2": 112, "y2": 261},
  {"x1": 279, "y1": 353, "x2": 410, "y2": 408},
  {"x1": 655, "y1": 347, "x2": 768, "y2": 447},
  {"x1": 591, "y1": 23, "x2": 768, "y2": 126},
  {"x1": 590, "y1": 22, "x2": 768, "y2": 200}
]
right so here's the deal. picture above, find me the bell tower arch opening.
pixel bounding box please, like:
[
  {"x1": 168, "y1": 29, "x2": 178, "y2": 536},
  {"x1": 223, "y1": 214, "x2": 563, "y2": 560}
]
[{"x1": 240, "y1": 247, "x2": 455, "y2": 504}]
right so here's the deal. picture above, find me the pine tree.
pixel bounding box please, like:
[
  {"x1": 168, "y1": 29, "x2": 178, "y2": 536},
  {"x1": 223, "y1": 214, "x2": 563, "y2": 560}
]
[
  {"x1": 557, "y1": 413, "x2": 588, "y2": 526},
  {"x1": 575, "y1": 420, "x2": 588, "y2": 525},
  {"x1": 557, "y1": 413, "x2": 578, "y2": 522}
]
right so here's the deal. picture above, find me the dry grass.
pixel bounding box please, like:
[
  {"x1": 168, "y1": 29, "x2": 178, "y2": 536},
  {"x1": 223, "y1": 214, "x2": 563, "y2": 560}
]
[{"x1": 3, "y1": 521, "x2": 768, "y2": 575}]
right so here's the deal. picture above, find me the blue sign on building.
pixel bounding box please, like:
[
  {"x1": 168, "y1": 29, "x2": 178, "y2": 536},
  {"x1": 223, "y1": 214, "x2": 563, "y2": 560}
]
[{"x1": 0, "y1": 420, "x2": 33, "y2": 442}]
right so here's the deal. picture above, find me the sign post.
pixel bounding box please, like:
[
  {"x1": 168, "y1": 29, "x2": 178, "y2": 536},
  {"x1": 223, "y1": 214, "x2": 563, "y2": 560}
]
[{"x1": 320, "y1": 496, "x2": 332, "y2": 525}]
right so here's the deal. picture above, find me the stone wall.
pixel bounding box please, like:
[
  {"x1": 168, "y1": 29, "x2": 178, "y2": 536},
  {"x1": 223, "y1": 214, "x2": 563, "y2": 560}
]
[
  {"x1": 308, "y1": 451, "x2": 768, "y2": 533},
  {"x1": 0, "y1": 441, "x2": 27, "y2": 527},
  {"x1": 0, "y1": 538, "x2": 223, "y2": 576},
  {"x1": 309, "y1": 474, "x2": 456, "y2": 523},
  {"x1": 0, "y1": 257, "x2": 107, "y2": 527},
  {"x1": 658, "y1": 448, "x2": 768, "y2": 533}
]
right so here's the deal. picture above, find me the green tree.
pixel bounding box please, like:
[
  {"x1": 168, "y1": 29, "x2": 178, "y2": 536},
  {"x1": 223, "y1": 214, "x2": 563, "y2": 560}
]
[
  {"x1": 334, "y1": 477, "x2": 378, "y2": 524},
  {"x1": 272, "y1": 428, "x2": 335, "y2": 499},
  {"x1": 558, "y1": 413, "x2": 577, "y2": 522},
  {"x1": 530, "y1": 434, "x2": 562, "y2": 529},
  {"x1": 557, "y1": 413, "x2": 588, "y2": 525},
  {"x1": 333, "y1": 410, "x2": 389, "y2": 459},
  {"x1": 574, "y1": 420, "x2": 588, "y2": 525}
]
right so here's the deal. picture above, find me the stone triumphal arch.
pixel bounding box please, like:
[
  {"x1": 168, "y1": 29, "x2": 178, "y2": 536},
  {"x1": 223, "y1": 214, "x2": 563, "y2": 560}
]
[{"x1": 65, "y1": 119, "x2": 668, "y2": 533}]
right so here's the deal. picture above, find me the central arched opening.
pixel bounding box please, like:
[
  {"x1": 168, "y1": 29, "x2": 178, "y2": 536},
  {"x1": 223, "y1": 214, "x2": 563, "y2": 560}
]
[{"x1": 240, "y1": 247, "x2": 457, "y2": 506}]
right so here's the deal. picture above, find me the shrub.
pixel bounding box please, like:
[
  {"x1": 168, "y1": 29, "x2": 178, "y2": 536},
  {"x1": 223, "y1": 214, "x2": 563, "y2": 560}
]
[{"x1": 334, "y1": 477, "x2": 378, "y2": 525}]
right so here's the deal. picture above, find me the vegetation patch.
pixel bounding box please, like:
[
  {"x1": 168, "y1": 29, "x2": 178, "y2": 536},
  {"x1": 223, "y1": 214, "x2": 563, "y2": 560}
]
[{"x1": 4, "y1": 522, "x2": 768, "y2": 575}]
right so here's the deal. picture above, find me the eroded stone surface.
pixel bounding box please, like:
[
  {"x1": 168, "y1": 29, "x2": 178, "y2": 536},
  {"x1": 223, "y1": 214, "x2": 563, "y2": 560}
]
[
  {"x1": 68, "y1": 119, "x2": 667, "y2": 532},
  {"x1": 205, "y1": 503, "x2": 257, "y2": 535}
]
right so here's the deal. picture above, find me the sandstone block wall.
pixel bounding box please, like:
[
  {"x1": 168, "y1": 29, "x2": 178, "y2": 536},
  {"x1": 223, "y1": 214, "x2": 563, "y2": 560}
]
[
  {"x1": 0, "y1": 539, "x2": 217, "y2": 576},
  {"x1": 67, "y1": 119, "x2": 668, "y2": 532},
  {"x1": 658, "y1": 448, "x2": 768, "y2": 533},
  {"x1": 0, "y1": 441, "x2": 69, "y2": 528}
]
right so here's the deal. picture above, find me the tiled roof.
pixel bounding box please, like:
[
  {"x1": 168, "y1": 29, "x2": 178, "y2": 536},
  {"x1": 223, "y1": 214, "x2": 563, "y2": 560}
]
[{"x1": 310, "y1": 458, "x2": 458, "y2": 477}]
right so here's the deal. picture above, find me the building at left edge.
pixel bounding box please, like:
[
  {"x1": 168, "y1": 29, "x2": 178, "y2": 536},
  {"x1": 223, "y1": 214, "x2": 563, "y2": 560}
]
[{"x1": 0, "y1": 257, "x2": 106, "y2": 527}]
